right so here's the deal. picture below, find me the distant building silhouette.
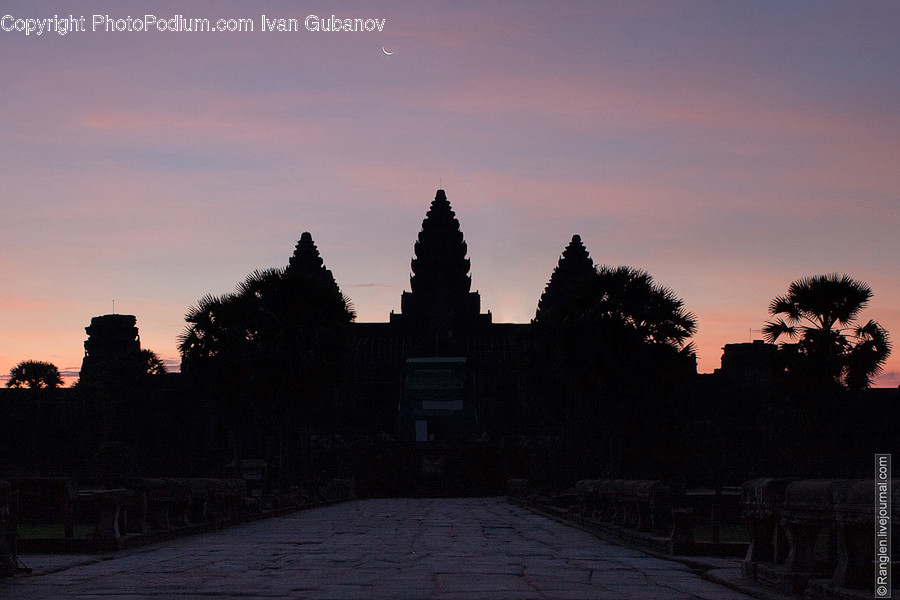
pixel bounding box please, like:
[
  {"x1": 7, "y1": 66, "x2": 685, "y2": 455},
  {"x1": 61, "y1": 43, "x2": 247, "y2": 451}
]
[
  {"x1": 716, "y1": 340, "x2": 780, "y2": 388},
  {"x1": 80, "y1": 314, "x2": 141, "y2": 381}
]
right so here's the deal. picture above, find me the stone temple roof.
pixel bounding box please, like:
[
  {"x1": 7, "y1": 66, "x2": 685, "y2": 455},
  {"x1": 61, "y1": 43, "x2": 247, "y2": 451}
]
[{"x1": 410, "y1": 189, "x2": 472, "y2": 297}]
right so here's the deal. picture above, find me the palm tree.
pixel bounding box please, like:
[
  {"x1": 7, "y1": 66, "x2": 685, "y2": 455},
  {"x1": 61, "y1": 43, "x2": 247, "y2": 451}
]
[
  {"x1": 531, "y1": 236, "x2": 698, "y2": 478},
  {"x1": 763, "y1": 274, "x2": 891, "y2": 390},
  {"x1": 140, "y1": 350, "x2": 168, "y2": 376},
  {"x1": 6, "y1": 360, "x2": 64, "y2": 475},
  {"x1": 179, "y1": 233, "x2": 356, "y2": 487},
  {"x1": 592, "y1": 265, "x2": 697, "y2": 351},
  {"x1": 180, "y1": 291, "x2": 257, "y2": 467},
  {"x1": 6, "y1": 360, "x2": 63, "y2": 389},
  {"x1": 180, "y1": 293, "x2": 245, "y2": 371},
  {"x1": 533, "y1": 264, "x2": 696, "y2": 392},
  {"x1": 233, "y1": 265, "x2": 355, "y2": 487}
]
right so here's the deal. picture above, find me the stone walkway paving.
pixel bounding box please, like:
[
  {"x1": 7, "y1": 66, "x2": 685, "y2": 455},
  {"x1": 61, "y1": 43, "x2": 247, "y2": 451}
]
[{"x1": 2, "y1": 498, "x2": 763, "y2": 599}]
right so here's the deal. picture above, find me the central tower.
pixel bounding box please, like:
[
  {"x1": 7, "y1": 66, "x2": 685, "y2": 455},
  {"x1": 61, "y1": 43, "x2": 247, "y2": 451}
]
[
  {"x1": 410, "y1": 189, "x2": 471, "y2": 299},
  {"x1": 391, "y1": 189, "x2": 490, "y2": 338}
]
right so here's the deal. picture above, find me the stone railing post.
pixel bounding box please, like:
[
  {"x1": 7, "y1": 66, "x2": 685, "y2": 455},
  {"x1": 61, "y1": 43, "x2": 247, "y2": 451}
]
[
  {"x1": 167, "y1": 478, "x2": 194, "y2": 527},
  {"x1": 670, "y1": 508, "x2": 695, "y2": 552},
  {"x1": 601, "y1": 480, "x2": 625, "y2": 525},
  {"x1": 575, "y1": 479, "x2": 601, "y2": 521},
  {"x1": 710, "y1": 488, "x2": 721, "y2": 543},
  {"x1": 832, "y1": 479, "x2": 879, "y2": 589},
  {"x1": 0, "y1": 480, "x2": 12, "y2": 576},
  {"x1": 142, "y1": 478, "x2": 172, "y2": 530},
  {"x1": 741, "y1": 477, "x2": 794, "y2": 564},
  {"x1": 506, "y1": 479, "x2": 531, "y2": 503},
  {"x1": 185, "y1": 479, "x2": 210, "y2": 525},
  {"x1": 621, "y1": 480, "x2": 640, "y2": 529},
  {"x1": 86, "y1": 489, "x2": 134, "y2": 551},
  {"x1": 634, "y1": 481, "x2": 672, "y2": 535},
  {"x1": 780, "y1": 479, "x2": 850, "y2": 593}
]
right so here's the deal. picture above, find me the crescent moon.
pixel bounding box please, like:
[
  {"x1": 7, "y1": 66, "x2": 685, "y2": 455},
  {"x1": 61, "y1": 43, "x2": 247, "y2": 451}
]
[{"x1": 382, "y1": 47, "x2": 393, "y2": 55}]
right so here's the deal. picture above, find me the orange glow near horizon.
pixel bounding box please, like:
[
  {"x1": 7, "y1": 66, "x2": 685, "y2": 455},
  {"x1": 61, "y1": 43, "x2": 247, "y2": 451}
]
[{"x1": 2, "y1": 2, "x2": 900, "y2": 389}]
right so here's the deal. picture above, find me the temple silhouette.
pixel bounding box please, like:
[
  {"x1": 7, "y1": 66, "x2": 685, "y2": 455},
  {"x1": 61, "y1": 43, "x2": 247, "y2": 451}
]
[
  {"x1": 80, "y1": 314, "x2": 141, "y2": 381},
  {"x1": 3, "y1": 192, "x2": 899, "y2": 595},
  {"x1": 341, "y1": 189, "x2": 528, "y2": 442},
  {"x1": 4, "y1": 186, "x2": 897, "y2": 496}
]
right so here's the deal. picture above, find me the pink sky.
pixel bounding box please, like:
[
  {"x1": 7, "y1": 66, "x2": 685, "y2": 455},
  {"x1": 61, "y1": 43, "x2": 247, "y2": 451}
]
[{"x1": 2, "y1": 1, "x2": 899, "y2": 386}]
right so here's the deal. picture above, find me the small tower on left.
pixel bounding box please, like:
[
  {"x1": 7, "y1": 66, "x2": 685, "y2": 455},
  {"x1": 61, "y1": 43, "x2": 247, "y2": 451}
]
[{"x1": 80, "y1": 314, "x2": 141, "y2": 380}]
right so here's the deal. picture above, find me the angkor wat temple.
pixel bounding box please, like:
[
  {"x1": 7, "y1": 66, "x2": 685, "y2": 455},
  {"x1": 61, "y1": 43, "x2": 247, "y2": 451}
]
[
  {"x1": 4, "y1": 188, "x2": 898, "y2": 494},
  {"x1": 340, "y1": 189, "x2": 529, "y2": 443}
]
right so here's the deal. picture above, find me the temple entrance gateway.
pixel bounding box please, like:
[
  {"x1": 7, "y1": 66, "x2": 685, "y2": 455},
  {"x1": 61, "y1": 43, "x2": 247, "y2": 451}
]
[{"x1": 398, "y1": 358, "x2": 475, "y2": 443}]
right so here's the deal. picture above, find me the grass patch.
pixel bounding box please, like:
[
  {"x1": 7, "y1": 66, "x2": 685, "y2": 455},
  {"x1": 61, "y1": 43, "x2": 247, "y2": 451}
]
[
  {"x1": 691, "y1": 522, "x2": 749, "y2": 543},
  {"x1": 17, "y1": 523, "x2": 95, "y2": 539}
]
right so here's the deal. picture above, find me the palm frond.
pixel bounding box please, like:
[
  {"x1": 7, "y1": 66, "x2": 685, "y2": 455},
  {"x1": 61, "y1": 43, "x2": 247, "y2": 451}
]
[
  {"x1": 762, "y1": 318, "x2": 797, "y2": 343},
  {"x1": 768, "y1": 295, "x2": 801, "y2": 323}
]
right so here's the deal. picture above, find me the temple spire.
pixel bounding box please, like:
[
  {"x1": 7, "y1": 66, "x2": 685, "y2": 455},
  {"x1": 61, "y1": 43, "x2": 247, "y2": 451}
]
[
  {"x1": 409, "y1": 189, "x2": 471, "y2": 296},
  {"x1": 536, "y1": 234, "x2": 595, "y2": 319},
  {"x1": 396, "y1": 189, "x2": 488, "y2": 333},
  {"x1": 286, "y1": 231, "x2": 336, "y2": 286}
]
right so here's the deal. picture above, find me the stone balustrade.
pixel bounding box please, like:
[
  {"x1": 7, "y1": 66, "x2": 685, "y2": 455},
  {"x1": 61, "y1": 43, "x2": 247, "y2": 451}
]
[
  {"x1": 574, "y1": 479, "x2": 601, "y2": 520},
  {"x1": 513, "y1": 473, "x2": 897, "y2": 598},
  {"x1": 506, "y1": 478, "x2": 531, "y2": 503},
  {"x1": 572, "y1": 479, "x2": 684, "y2": 539},
  {"x1": 634, "y1": 480, "x2": 673, "y2": 535},
  {"x1": 510, "y1": 477, "x2": 745, "y2": 556},
  {"x1": 742, "y1": 477, "x2": 899, "y2": 597},
  {"x1": 510, "y1": 476, "x2": 756, "y2": 559},
  {"x1": 3, "y1": 476, "x2": 355, "y2": 553},
  {"x1": 132, "y1": 477, "x2": 233, "y2": 533},
  {"x1": 834, "y1": 479, "x2": 879, "y2": 590},
  {"x1": 5, "y1": 477, "x2": 78, "y2": 538},
  {"x1": 83, "y1": 488, "x2": 134, "y2": 550},
  {"x1": 781, "y1": 480, "x2": 849, "y2": 582},
  {"x1": 323, "y1": 478, "x2": 356, "y2": 503},
  {"x1": 741, "y1": 477, "x2": 794, "y2": 565},
  {"x1": 205, "y1": 478, "x2": 249, "y2": 525},
  {"x1": 597, "y1": 479, "x2": 625, "y2": 524},
  {"x1": 137, "y1": 478, "x2": 174, "y2": 531},
  {"x1": 0, "y1": 479, "x2": 12, "y2": 576}
]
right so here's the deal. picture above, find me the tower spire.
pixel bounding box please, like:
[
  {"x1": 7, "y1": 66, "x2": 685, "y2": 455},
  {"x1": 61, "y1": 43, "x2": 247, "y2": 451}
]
[
  {"x1": 536, "y1": 234, "x2": 595, "y2": 320},
  {"x1": 409, "y1": 189, "x2": 471, "y2": 296},
  {"x1": 396, "y1": 189, "x2": 488, "y2": 332},
  {"x1": 286, "y1": 231, "x2": 336, "y2": 286}
]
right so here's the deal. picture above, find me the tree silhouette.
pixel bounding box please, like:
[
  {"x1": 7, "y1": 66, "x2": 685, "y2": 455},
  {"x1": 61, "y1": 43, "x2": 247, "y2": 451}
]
[
  {"x1": 140, "y1": 349, "x2": 167, "y2": 376},
  {"x1": 761, "y1": 274, "x2": 892, "y2": 474},
  {"x1": 533, "y1": 258, "x2": 696, "y2": 399},
  {"x1": 6, "y1": 360, "x2": 64, "y2": 476},
  {"x1": 590, "y1": 265, "x2": 697, "y2": 351},
  {"x1": 763, "y1": 273, "x2": 891, "y2": 391},
  {"x1": 6, "y1": 360, "x2": 63, "y2": 389},
  {"x1": 530, "y1": 236, "x2": 697, "y2": 479},
  {"x1": 180, "y1": 232, "x2": 355, "y2": 487}
]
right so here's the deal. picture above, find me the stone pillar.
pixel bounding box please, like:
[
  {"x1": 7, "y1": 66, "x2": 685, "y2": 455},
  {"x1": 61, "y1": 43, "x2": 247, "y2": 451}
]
[
  {"x1": 89, "y1": 489, "x2": 134, "y2": 551},
  {"x1": 781, "y1": 479, "x2": 851, "y2": 593},
  {"x1": 670, "y1": 508, "x2": 695, "y2": 554},
  {"x1": 833, "y1": 479, "x2": 878, "y2": 589},
  {"x1": 741, "y1": 477, "x2": 795, "y2": 563},
  {"x1": 0, "y1": 480, "x2": 12, "y2": 576}
]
